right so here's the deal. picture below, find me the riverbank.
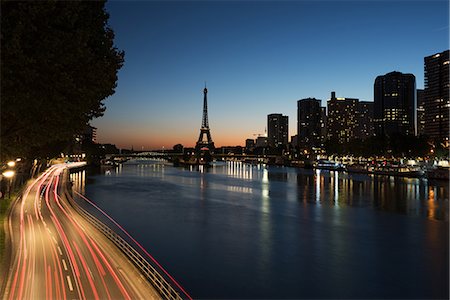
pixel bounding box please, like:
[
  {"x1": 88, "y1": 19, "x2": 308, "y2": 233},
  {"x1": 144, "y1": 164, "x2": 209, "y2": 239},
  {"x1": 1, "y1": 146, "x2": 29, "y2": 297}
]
[{"x1": 222, "y1": 158, "x2": 448, "y2": 180}]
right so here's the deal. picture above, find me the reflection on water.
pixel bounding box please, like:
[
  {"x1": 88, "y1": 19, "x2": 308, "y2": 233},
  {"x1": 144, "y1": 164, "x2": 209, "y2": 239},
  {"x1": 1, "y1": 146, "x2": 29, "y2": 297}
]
[
  {"x1": 69, "y1": 170, "x2": 86, "y2": 195},
  {"x1": 291, "y1": 166, "x2": 448, "y2": 221},
  {"x1": 72, "y1": 160, "x2": 448, "y2": 299},
  {"x1": 71, "y1": 162, "x2": 448, "y2": 221}
]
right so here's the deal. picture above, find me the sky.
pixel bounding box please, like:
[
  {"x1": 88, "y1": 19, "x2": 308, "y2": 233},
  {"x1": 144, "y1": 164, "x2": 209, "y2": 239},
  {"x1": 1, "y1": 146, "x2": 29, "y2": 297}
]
[{"x1": 92, "y1": 0, "x2": 449, "y2": 150}]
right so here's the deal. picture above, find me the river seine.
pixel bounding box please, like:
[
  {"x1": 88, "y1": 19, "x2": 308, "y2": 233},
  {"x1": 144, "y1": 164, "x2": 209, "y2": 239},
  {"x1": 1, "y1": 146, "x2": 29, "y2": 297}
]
[{"x1": 71, "y1": 160, "x2": 448, "y2": 299}]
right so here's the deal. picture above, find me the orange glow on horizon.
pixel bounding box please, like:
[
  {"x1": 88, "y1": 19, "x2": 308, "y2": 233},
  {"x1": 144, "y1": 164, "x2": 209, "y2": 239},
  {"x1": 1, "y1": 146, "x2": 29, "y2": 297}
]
[{"x1": 96, "y1": 133, "x2": 249, "y2": 150}]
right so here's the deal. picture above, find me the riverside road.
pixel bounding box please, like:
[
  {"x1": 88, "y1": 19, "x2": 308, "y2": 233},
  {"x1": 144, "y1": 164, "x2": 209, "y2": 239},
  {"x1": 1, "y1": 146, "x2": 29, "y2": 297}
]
[{"x1": 2, "y1": 163, "x2": 160, "y2": 300}]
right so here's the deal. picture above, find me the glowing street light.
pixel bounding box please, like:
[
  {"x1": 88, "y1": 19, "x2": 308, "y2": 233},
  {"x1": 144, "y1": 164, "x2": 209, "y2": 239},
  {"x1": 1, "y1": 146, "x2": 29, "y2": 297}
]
[
  {"x1": 2, "y1": 170, "x2": 15, "y2": 178},
  {"x1": 2, "y1": 170, "x2": 15, "y2": 198},
  {"x1": 7, "y1": 161, "x2": 15, "y2": 168}
]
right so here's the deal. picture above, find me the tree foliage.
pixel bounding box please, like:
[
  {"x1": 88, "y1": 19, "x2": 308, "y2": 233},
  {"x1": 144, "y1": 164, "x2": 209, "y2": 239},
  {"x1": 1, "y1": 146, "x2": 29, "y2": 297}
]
[{"x1": 1, "y1": 1, "x2": 124, "y2": 160}]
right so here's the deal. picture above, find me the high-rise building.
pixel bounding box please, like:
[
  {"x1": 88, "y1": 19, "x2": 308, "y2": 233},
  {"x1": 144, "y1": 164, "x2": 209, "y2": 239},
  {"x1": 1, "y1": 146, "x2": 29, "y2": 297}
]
[
  {"x1": 297, "y1": 98, "x2": 324, "y2": 149},
  {"x1": 416, "y1": 89, "x2": 425, "y2": 136},
  {"x1": 357, "y1": 101, "x2": 374, "y2": 140},
  {"x1": 267, "y1": 113, "x2": 289, "y2": 148},
  {"x1": 424, "y1": 50, "x2": 449, "y2": 145},
  {"x1": 374, "y1": 71, "x2": 416, "y2": 137},
  {"x1": 320, "y1": 107, "x2": 327, "y2": 143},
  {"x1": 327, "y1": 92, "x2": 359, "y2": 143}
]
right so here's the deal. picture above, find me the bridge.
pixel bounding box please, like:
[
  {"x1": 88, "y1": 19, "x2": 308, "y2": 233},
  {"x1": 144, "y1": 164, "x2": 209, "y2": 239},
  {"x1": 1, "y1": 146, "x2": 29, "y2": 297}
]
[
  {"x1": 109, "y1": 152, "x2": 281, "y2": 164},
  {"x1": 110, "y1": 151, "x2": 171, "y2": 159}
]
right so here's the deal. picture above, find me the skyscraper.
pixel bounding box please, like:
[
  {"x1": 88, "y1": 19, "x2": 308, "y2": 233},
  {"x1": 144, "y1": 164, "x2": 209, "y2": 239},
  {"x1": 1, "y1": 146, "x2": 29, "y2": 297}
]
[
  {"x1": 424, "y1": 50, "x2": 449, "y2": 145},
  {"x1": 297, "y1": 98, "x2": 324, "y2": 150},
  {"x1": 267, "y1": 113, "x2": 288, "y2": 148},
  {"x1": 327, "y1": 92, "x2": 359, "y2": 143},
  {"x1": 357, "y1": 101, "x2": 374, "y2": 140},
  {"x1": 416, "y1": 89, "x2": 425, "y2": 136},
  {"x1": 374, "y1": 71, "x2": 416, "y2": 137}
]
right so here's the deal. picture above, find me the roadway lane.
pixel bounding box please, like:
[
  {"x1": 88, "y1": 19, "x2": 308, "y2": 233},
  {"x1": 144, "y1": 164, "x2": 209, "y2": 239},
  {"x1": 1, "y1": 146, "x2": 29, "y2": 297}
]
[{"x1": 3, "y1": 164, "x2": 161, "y2": 299}]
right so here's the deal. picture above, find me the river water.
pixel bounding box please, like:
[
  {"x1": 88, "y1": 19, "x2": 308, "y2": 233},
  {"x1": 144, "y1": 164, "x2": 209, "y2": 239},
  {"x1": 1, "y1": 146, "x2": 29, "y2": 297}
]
[{"x1": 71, "y1": 160, "x2": 448, "y2": 299}]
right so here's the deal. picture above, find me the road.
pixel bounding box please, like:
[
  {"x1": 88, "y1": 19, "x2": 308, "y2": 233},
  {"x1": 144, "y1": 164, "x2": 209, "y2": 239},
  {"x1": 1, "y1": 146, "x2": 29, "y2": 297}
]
[{"x1": 3, "y1": 164, "x2": 161, "y2": 299}]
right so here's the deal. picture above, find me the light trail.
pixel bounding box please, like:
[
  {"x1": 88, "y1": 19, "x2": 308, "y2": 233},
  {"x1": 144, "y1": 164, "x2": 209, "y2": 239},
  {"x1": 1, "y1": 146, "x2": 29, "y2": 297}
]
[{"x1": 4, "y1": 164, "x2": 162, "y2": 299}]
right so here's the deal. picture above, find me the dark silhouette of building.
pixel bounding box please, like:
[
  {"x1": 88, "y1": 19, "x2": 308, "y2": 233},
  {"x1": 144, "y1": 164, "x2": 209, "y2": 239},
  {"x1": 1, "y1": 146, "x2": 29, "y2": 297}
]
[
  {"x1": 424, "y1": 50, "x2": 449, "y2": 146},
  {"x1": 195, "y1": 85, "x2": 215, "y2": 153},
  {"x1": 267, "y1": 113, "x2": 288, "y2": 148},
  {"x1": 416, "y1": 89, "x2": 425, "y2": 136},
  {"x1": 74, "y1": 124, "x2": 96, "y2": 145},
  {"x1": 255, "y1": 136, "x2": 268, "y2": 148},
  {"x1": 245, "y1": 138, "x2": 255, "y2": 153},
  {"x1": 290, "y1": 135, "x2": 298, "y2": 148},
  {"x1": 357, "y1": 101, "x2": 374, "y2": 139},
  {"x1": 320, "y1": 107, "x2": 327, "y2": 142},
  {"x1": 216, "y1": 146, "x2": 243, "y2": 155},
  {"x1": 297, "y1": 98, "x2": 324, "y2": 150},
  {"x1": 327, "y1": 92, "x2": 359, "y2": 143},
  {"x1": 374, "y1": 71, "x2": 416, "y2": 137}
]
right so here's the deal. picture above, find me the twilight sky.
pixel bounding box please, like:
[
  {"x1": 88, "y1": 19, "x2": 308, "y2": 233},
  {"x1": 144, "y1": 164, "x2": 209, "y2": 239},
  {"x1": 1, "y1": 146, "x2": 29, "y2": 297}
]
[{"x1": 93, "y1": 0, "x2": 449, "y2": 150}]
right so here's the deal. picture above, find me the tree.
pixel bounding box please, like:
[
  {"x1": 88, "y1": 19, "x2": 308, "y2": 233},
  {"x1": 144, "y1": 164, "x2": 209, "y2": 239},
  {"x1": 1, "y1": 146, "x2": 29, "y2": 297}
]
[
  {"x1": 1, "y1": 1, "x2": 124, "y2": 160},
  {"x1": 173, "y1": 144, "x2": 184, "y2": 153}
]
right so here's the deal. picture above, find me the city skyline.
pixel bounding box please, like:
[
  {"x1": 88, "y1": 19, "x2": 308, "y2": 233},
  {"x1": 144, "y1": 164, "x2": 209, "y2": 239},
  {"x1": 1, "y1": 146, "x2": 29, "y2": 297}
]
[{"x1": 92, "y1": 0, "x2": 449, "y2": 149}]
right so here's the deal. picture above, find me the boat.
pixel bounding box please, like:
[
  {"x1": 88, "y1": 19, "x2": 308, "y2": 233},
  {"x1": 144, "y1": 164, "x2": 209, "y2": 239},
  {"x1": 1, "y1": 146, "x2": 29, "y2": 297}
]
[
  {"x1": 314, "y1": 160, "x2": 344, "y2": 171},
  {"x1": 368, "y1": 165, "x2": 425, "y2": 178},
  {"x1": 426, "y1": 166, "x2": 449, "y2": 180},
  {"x1": 345, "y1": 164, "x2": 369, "y2": 174}
]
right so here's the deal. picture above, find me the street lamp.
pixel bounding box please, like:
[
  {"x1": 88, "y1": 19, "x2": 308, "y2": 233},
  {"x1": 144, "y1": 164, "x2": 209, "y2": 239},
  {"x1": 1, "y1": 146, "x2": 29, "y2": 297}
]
[
  {"x1": 2, "y1": 170, "x2": 15, "y2": 198},
  {"x1": 7, "y1": 161, "x2": 15, "y2": 168}
]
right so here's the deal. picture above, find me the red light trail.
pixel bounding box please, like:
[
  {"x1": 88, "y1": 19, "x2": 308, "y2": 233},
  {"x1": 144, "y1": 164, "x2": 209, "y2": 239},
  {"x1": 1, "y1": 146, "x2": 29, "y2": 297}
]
[{"x1": 4, "y1": 164, "x2": 164, "y2": 299}]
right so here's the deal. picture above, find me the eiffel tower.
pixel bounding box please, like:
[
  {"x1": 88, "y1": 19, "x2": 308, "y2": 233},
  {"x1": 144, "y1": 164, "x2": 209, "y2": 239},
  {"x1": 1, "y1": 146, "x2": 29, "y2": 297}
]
[{"x1": 195, "y1": 85, "x2": 215, "y2": 153}]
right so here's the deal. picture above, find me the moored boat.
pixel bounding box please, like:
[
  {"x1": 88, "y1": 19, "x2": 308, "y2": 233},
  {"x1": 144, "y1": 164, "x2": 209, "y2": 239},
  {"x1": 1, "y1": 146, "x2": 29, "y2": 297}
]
[
  {"x1": 345, "y1": 164, "x2": 369, "y2": 174},
  {"x1": 314, "y1": 160, "x2": 344, "y2": 171},
  {"x1": 426, "y1": 166, "x2": 449, "y2": 180},
  {"x1": 368, "y1": 165, "x2": 425, "y2": 178}
]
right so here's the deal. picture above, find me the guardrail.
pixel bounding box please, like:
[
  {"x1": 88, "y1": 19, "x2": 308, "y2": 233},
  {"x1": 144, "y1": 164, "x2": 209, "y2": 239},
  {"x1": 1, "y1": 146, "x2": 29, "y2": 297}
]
[{"x1": 62, "y1": 172, "x2": 186, "y2": 300}]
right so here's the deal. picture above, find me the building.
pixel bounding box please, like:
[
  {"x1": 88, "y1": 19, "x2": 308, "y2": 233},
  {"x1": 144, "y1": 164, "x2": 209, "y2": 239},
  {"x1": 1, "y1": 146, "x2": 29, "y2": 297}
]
[
  {"x1": 297, "y1": 98, "x2": 324, "y2": 150},
  {"x1": 423, "y1": 50, "x2": 449, "y2": 145},
  {"x1": 245, "y1": 138, "x2": 255, "y2": 153},
  {"x1": 82, "y1": 125, "x2": 97, "y2": 143},
  {"x1": 416, "y1": 89, "x2": 425, "y2": 136},
  {"x1": 374, "y1": 71, "x2": 416, "y2": 137},
  {"x1": 267, "y1": 113, "x2": 289, "y2": 148},
  {"x1": 320, "y1": 107, "x2": 327, "y2": 142},
  {"x1": 74, "y1": 124, "x2": 96, "y2": 145},
  {"x1": 290, "y1": 135, "x2": 298, "y2": 148},
  {"x1": 357, "y1": 101, "x2": 374, "y2": 139},
  {"x1": 255, "y1": 136, "x2": 268, "y2": 148},
  {"x1": 216, "y1": 146, "x2": 243, "y2": 155},
  {"x1": 327, "y1": 92, "x2": 359, "y2": 143}
]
